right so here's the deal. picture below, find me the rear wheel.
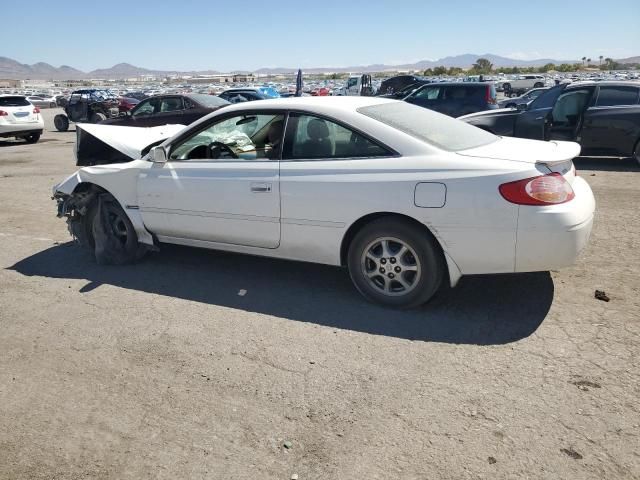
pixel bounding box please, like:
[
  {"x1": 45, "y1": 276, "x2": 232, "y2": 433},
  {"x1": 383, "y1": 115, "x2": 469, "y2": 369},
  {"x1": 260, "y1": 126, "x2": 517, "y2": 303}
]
[
  {"x1": 54, "y1": 114, "x2": 69, "y2": 132},
  {"x1": 24, "y1": 133, "x2": 40, "y2": 143},
  {"x1": 91, "y1": 112, "x2": 107, "y2": 123},
  {"x1": 347, "y1": 218, "x2": 444, "y2": 308},
  {"x1": 534, "y1": 82, "x2": 544, "y2": 88}
]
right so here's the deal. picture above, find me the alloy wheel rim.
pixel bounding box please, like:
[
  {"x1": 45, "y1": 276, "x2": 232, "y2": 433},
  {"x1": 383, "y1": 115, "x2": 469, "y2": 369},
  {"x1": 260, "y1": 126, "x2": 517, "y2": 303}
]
[
  {"x1": 108, "y1": 210, "x2": 128, "y2": 245},
  {"x1": 360, "y1": 237, "x2": 421, "y2": 297}
]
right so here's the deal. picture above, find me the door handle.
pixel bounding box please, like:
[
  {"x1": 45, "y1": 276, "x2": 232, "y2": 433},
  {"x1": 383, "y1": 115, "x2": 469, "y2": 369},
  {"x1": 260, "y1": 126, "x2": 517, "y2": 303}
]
[{"x1": 250, "y1": 183, "x2": 272, "y2": 193}]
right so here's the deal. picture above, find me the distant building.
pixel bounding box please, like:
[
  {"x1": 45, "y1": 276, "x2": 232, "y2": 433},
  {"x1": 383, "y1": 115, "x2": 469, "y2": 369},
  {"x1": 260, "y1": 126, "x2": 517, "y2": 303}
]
[
  {"x1": 0, "y1": 79, "x2": 23, "y2": 88},
  {"x1": 54, "y1": 79, "x2": 92, "y2": 88}
]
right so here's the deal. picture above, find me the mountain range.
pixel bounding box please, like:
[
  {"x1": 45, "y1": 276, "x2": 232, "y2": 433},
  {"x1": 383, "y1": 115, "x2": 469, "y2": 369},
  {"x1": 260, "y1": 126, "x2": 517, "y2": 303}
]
[{"x1": 1, "y1": 54, "x2": 636, "y2": 80}]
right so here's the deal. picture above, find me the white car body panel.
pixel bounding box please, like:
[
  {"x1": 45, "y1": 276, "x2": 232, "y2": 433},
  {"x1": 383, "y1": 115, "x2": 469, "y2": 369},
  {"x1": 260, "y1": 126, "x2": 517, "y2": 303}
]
[{"x1": 53, "y1": 97, "x2": 596, "y2": 289}]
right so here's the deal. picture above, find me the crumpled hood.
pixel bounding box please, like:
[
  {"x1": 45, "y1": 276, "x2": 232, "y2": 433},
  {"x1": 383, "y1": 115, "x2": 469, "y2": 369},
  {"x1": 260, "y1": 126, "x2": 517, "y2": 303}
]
[
  {"x1": 457, "y1": 136, "x2": 581, "y2": 165},
  {"x1": 75, "y1": 123, "x2": 186, "y2": 166}
]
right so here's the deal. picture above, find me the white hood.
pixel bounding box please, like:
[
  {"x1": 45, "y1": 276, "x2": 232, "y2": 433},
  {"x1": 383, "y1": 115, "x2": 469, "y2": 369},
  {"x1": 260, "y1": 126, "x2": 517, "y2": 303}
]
[{"x1": 75, "y1": 123, "x2": 186, "y2": 165}]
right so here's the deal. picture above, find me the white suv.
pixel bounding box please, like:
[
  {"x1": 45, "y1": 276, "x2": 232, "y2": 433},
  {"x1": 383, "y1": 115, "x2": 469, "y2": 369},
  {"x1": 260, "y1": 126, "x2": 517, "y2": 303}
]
[{"x1": 0, "y1": 95, "x2": 44, "y2": 143}]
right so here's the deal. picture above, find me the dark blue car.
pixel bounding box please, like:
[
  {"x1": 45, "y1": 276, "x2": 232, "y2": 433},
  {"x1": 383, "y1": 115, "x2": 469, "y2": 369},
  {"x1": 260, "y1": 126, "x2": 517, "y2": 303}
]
[{"x1": 403, "y1": 82, "x2": 498, "y2": 117}]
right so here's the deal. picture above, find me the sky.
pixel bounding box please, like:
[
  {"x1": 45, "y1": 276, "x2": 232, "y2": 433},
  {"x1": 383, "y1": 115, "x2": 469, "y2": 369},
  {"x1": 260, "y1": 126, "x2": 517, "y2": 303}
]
[{"x1": 3, "y1": 0, "x2": 639, "y2": 72}]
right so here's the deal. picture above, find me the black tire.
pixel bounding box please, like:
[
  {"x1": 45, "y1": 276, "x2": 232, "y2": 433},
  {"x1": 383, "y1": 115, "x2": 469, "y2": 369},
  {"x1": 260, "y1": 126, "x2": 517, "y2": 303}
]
[
  {"x1": 91, "y1": 194, "x2": 143, "y2": 265},
  {"x1": 91, "y1": 112, "x2": 107, "y2": 123},
  {"x1": 50, "y1": 102, "x2": 56, "y2": 108},
  {"x1": 347, "y1": 218, "x2": 444, "y2": 308},
  {"x1": 54, "y1": 114, "x2": 69, "y2": 132},
  {"x1": 534, "y1": 82, "x2": 544, "y2": 88},
  {"x1": 24, "y1": 133, "x2": 40, "y2": 144}
]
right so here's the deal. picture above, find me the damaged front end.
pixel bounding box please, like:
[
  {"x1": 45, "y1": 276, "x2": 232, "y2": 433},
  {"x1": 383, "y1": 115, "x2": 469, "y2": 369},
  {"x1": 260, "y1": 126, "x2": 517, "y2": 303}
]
[
  {"x1": 54, "y1": 183, "x2": 154, "y2": 264},
  {"x1": 54, "y1": 184, "x2": 101, "y2": 248}
]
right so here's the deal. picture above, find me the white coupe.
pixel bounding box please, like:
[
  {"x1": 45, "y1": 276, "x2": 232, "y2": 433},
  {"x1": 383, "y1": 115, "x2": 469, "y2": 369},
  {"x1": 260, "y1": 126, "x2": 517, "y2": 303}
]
[{"x1": 53, "y1": 97, "x2": 595, "y2": 308}]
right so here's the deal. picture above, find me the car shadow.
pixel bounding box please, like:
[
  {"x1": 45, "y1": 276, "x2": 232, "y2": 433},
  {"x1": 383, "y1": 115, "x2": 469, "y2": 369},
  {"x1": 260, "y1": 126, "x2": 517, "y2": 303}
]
[
  {"x1": 0, "y1": 139, "x2": 29, "y2": 147},
  {"x1": 575, "y1": 156, "x2": 639, "y2": 172},
  {"x1": 9, "y1": 243, "x2": 553, "y2": 345}
]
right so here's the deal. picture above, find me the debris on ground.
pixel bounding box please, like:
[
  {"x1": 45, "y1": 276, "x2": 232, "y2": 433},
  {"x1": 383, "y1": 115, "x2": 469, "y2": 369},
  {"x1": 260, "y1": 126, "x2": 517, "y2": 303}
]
[
  {"x1": 572, "y1": 380, "x2": 602, "y2": 391},
  {"x1": 594, "y1": 290, "x2": 610, "y2": 302},
  {"x1": 488, "y1": 456, "x2": 497, "y2": 464},
  {"x1": 283, "y1": 441, "x2": 293, "y2": 449},
  {"x1": 560, "y1": 448, "x2": 583, "y2": 460}
]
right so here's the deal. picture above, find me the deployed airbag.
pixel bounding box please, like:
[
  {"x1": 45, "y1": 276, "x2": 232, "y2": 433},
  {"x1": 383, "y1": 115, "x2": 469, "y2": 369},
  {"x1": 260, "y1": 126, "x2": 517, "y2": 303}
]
[{"x1": 75, "y1": 123, "x2": 186, "y2": 166}]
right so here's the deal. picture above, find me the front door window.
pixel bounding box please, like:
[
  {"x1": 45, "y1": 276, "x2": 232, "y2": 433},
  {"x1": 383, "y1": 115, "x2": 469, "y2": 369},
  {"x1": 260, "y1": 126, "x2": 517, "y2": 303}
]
[
  {"x1": 551, "y1": 89, "x2": 592, "y2": 126},
  {"x1": 169, "y1": 113, "x2": 285, "y2": 160}
]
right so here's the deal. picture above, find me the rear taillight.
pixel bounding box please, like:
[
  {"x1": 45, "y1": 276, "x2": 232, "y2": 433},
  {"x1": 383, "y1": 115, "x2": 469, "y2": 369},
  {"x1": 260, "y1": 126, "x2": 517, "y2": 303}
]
[
  {"x1": 499, "y1": 173, "x2": 575, "y2": 205},
  {"x1": 0, "y1": 110, "x2": 7, "y2": 116},
  {"x1": 33, "y1": 107, "x2": 40, "y2": 114},
  {"x1": 486, "y1": 86, "x2": 497, "y2": 105}
]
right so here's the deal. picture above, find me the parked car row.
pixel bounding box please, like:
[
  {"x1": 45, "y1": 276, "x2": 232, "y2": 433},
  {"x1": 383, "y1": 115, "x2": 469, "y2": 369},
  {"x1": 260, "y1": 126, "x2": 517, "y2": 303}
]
[{"x1": 460, "y1": 81, "x2": 640, "y2": 163}]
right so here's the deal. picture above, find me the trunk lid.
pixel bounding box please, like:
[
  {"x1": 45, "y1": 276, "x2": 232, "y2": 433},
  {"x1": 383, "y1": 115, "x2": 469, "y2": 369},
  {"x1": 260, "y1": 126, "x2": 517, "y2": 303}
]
[{"x1": 457, "y1": 136, "x2": 579, "y2": 183}]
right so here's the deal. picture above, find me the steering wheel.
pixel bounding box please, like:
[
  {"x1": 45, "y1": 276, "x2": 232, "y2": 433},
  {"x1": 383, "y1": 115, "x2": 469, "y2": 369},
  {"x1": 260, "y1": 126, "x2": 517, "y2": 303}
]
[{"x1": 209, "y1": 141, "x2": 238, "y2": 159}]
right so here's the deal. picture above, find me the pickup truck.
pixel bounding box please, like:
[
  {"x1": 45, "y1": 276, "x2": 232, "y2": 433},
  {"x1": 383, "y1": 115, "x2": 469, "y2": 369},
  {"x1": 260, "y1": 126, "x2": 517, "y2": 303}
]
[
  {"x1": 459, "y1": 81, "x2": 640, "y2": 164},
  {"x1": 500, "y1": 75, "x2": 546, "y2": 95},
  {"x1": 332, "y1": 74, "x2": 373, "y2": 96}
]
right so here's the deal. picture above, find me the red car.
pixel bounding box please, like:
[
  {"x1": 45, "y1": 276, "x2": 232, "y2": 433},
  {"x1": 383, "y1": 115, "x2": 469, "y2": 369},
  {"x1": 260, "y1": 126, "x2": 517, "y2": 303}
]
[{"x1": 118, "y1": 97, "x2": 140, "y2": 113}]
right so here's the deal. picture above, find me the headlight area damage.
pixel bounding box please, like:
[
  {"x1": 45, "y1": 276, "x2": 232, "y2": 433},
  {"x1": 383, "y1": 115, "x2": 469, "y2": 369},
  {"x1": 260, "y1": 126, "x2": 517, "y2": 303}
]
[
  {"x1": 52, "y1": 123, "x2": 185, "y2": 264},
  {"x1": 55, "y1": 184, "x2": 152, "y2": 265}
]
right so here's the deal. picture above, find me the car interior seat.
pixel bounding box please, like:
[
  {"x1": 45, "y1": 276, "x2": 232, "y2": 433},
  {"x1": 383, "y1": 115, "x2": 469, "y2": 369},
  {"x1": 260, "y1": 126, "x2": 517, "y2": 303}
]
[
  {"x1": 299, "y1": 119, "x2": 332, "y2": 158},
  {"x1": 161, "y1": 98, "x2": 181, "y2": 112}
]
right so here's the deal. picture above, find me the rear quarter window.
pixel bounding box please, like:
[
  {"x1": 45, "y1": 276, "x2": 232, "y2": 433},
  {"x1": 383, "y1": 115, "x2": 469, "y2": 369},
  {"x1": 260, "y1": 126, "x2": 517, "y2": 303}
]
[
  {"x1": 595, "y1": 86, "x2": 640, "y2": 106},
  {"x1": 0, "y1": 96, "x2": 30, "y2": 107}
]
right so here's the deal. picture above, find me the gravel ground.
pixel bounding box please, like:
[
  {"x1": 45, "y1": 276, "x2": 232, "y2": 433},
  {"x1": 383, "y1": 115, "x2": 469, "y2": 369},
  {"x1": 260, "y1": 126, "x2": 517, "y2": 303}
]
[{"x1": 0, "y1": 109, "x2": 639, "y2": 480}]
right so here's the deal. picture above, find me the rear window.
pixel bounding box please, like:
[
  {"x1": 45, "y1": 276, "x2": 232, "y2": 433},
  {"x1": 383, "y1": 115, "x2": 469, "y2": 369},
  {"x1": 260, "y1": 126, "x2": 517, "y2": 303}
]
[
  {"x1": 358, "y1": 102, "x2": 497, "y2": 152},
  {"x1": 0, "y1": 96, "x2": 30, "y2": 107},
  {"x1": 188, "y1": 94, "x2": 230, "y2": 108}
]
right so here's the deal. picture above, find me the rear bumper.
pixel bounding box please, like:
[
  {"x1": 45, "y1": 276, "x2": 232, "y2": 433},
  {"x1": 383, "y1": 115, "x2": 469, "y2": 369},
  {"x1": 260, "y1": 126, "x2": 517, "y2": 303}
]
[
  {"x1": 0, "y1": 124, "x2": 44, "y2": 137},
  {"x1": 515, "y1": 176, "x2": 595, "y2": 272}
]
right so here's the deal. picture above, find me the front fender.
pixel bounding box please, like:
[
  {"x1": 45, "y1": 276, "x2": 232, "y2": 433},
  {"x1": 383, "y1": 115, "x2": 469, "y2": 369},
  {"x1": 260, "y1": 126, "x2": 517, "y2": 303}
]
[
  {"x1": 52, "y1": 165, "x2": 155, "y2": 246},
  {"x1": 52, "y1": 171, "x2": 82, "y2": 196}
]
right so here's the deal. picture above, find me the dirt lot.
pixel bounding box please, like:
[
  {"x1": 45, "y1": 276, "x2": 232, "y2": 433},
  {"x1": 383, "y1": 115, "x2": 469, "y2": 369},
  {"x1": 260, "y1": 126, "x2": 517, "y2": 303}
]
[{"x1": 0, "y1": 109, "x2": 639, "y2": 480}]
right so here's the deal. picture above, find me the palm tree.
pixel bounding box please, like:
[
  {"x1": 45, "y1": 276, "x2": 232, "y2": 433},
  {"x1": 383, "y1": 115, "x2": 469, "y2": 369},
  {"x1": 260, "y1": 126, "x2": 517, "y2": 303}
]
[
  {"x1": 599, "y1": 55, "x2": 603, "y2": 66},
  {"x1": 587, "y1": 58, "x2": 592, "y2": 65},
  {"x1": 582, "y1": 56, "x2": 587, "y2": 66}
]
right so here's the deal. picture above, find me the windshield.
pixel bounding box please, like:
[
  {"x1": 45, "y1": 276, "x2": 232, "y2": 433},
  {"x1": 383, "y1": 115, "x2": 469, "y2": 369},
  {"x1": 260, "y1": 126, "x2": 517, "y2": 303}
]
[{"x1": 358, "y1": 102, "x2": 497, "y2": 152}]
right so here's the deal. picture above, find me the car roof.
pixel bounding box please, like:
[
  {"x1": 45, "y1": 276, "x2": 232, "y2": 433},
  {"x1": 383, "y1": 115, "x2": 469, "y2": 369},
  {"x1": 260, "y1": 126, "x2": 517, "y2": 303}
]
[
  {"x1": 213, "y1": 96, "x2": 396, "y2": 115},
  {"x1": 418, "y1": 82, "x2": 489, "y2": 87},
  {"x1": 222, "y1": 88, "x2": 264, "y2": 93},
  {"x1": 0, "y1": 94, "x2": 26, "y2": 98},
  {"x1": 568, "y1": 80, "x2": 640, "y2": 88}
]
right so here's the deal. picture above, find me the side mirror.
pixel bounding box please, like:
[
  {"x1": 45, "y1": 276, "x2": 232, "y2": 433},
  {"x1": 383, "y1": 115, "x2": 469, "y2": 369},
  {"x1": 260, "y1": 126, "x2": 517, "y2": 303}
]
[
  {"x1": 517, "y1": 103, "x2": 528, "y2": 111},
  {"x1": 150, "y1": 146, "x2": 167, "y2": 163}
]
